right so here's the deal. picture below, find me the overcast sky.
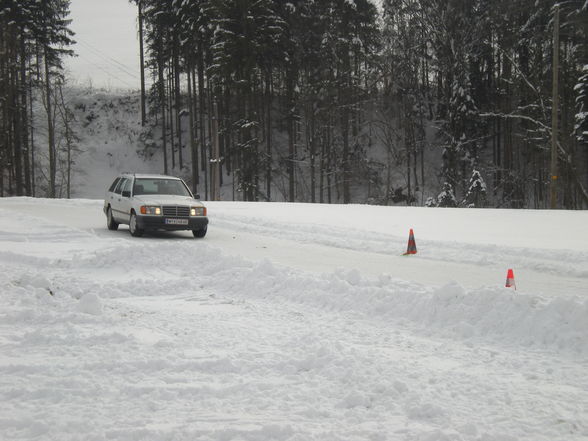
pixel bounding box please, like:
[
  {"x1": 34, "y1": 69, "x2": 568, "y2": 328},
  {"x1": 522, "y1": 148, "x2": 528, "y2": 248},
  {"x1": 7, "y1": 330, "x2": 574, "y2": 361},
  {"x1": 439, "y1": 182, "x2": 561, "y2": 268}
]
[{"x1": 64, "y1": 0, "x2": 142, "y2": 91}]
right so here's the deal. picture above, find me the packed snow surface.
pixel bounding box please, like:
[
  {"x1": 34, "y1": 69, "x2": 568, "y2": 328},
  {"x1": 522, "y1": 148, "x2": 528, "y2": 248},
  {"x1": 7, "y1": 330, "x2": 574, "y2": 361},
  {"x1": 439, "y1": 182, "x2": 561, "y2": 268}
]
[{"x1": 1, "y1": 197, "x2": 587, "y2": 441}]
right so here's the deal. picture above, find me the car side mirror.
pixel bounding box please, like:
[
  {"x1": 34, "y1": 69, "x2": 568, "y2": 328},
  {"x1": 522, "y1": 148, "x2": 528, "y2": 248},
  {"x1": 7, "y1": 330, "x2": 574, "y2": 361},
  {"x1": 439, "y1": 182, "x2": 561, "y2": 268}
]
[
  {"x1": 194, "y1": 194, "x2": 201, "y2": 200},
  {"x1": 122, "y1": 190, "x2": 131, "y2": 198}
]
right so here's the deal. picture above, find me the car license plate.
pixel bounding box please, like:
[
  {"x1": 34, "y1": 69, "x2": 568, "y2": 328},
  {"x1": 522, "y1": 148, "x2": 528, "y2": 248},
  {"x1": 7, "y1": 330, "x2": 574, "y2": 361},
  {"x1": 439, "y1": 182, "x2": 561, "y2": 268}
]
[{"x1": 165, "y1": 218, "x2": 188, "y2": 225}]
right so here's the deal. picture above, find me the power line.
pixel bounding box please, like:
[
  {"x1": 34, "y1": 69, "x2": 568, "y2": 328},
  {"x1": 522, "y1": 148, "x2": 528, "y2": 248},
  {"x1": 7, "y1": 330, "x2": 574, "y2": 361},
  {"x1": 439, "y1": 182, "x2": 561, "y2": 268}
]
[
  {"x1": 72, "y1": 53, "x2": 137, "y2": 89},
  {"x1": 75, "y1": 37, "x2": 139, "y2": 80}
]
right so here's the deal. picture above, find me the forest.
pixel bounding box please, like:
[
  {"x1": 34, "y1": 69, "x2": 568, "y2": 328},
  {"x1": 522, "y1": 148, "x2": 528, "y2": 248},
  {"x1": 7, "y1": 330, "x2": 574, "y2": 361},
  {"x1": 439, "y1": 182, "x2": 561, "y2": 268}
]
[
  {"x1": 0, "y1": 0, "x2": 74, "y2": 198},
  {"x1": 1, "y1": 0, "x2": 587, "y2": 208}
]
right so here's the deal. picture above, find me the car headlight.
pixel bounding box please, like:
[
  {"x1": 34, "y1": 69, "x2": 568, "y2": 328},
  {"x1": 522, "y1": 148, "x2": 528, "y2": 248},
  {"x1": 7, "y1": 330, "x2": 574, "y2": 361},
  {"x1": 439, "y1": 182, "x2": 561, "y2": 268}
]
[
  {"x1": 140, "y1": 205, "x2": 161, "y2": 215},
  {"x1": 190, "y1": 207, "x2": 206, "y2": 216}
]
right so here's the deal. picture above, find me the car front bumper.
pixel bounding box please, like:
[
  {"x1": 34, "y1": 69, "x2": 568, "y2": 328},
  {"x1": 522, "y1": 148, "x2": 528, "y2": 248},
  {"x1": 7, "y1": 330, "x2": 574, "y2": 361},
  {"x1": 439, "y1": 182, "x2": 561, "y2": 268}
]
[{"x1": 135, "y1": 215, "x2": 208, "y2": 231}]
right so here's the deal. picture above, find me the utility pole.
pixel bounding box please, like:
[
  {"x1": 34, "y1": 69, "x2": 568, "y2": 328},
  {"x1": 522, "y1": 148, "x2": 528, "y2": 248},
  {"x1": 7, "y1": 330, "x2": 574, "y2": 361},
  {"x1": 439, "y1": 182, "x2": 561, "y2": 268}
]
[
  {"x1": 210, "y1": 101, "x2": 221, "y2": 201},
  {"x1": 550, "y1": 4, "x2": 559, "y2": 209}
]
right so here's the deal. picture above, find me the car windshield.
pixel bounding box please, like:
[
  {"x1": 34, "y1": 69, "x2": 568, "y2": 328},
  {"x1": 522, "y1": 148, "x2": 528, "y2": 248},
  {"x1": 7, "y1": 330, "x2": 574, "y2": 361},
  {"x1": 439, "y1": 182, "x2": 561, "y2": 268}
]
[{"x1": 133, "y1": 178, "x2": 192, "y2": 197}]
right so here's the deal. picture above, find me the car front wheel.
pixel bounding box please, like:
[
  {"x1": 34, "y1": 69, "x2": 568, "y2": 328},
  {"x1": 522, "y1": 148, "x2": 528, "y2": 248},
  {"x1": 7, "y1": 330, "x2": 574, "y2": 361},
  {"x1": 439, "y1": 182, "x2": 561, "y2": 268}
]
[
  {"x1": 129, "y1": 212, "x2": 143, "y2": 237},
  {"x1": 106, "y1": 206, "x2": 119, "y2": 231},
  {"x1": 192, "y1": 226, "x2": 207, "y2": 238}
]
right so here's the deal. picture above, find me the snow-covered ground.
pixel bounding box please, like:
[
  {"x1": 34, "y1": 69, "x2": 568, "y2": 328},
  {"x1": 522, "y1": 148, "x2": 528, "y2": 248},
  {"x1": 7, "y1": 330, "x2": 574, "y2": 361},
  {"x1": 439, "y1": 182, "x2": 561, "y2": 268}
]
[{"x1": 1, "y1": 197, "x2": 587, "y2": 441}]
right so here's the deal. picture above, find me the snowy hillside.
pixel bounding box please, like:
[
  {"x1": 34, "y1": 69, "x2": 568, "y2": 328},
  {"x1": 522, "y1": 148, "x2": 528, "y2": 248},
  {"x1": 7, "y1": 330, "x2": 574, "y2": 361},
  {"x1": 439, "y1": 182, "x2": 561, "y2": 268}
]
[
  {"x1": 1, "y1": 197, "x2": 587, "y2": 441},
  {"x1": 65, "y1": 88, "x2": 160, "y2": 198}
]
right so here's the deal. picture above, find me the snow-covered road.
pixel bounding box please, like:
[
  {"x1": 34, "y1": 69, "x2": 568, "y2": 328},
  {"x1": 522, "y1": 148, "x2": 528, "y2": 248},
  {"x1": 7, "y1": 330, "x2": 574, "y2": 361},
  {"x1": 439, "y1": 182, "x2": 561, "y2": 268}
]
[{"x1": 1, "y1": 198, "x2": 587, "y2": 441}]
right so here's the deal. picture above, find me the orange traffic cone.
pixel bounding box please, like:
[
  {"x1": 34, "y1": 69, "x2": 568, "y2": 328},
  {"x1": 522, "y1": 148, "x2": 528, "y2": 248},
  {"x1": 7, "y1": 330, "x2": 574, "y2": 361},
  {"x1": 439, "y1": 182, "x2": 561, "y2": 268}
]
[
  {"x1": 505, "y1": 268, "x2": 516, "y2": 290},
  {"x1": 403, "y1": 229, "x2": 417, "y2": 255}
]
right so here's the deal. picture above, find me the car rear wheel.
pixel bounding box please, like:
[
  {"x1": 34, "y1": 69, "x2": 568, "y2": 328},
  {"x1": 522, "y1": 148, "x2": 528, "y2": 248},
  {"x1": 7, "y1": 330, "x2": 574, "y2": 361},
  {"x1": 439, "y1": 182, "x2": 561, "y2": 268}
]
[
  {"x1": 106, "y1": 206, "x2": 119, "y2": 231},
  {"x1": 129, "y1": 212, "x2": 143, "y2": 237},
  {"x1": 192, "y1": 226, "x2": 207, "y2": 238}
]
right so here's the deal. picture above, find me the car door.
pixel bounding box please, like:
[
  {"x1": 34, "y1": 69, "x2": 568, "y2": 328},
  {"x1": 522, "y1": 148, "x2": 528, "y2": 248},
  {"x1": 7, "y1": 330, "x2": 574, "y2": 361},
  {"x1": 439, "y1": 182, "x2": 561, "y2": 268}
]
[
  {"x1": 106, "y1": 177, "x2": 120, "y2": 209},
  {"x1": 117, "y1": 178, "x2": 134, "y2": 222},
  {"x1": 110, "y1": 178, "x2": 128, "y2": 222}
]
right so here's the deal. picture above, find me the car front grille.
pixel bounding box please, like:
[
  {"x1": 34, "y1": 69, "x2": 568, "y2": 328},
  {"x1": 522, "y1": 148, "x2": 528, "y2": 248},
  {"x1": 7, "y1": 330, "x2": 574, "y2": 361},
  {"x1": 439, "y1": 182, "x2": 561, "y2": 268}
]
[{"x1": 162, "y1": 205, "x2": 190, "y2": 217}]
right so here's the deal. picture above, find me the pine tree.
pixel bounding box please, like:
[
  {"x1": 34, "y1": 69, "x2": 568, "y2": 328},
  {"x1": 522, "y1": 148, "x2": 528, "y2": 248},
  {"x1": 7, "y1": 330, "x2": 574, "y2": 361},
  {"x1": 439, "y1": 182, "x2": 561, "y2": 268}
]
[
  {"x1": 463, "y1": 169, "x2": 487, "y2": 207},
  {"x1": 436, "y1": 182, "x2": 457, "y2": 207}
]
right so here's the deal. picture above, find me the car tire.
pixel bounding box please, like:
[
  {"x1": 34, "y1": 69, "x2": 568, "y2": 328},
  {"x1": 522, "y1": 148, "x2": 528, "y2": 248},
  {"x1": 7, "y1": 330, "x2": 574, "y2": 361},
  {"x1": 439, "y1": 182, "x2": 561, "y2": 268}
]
[
  {"x1": 192, "y1": 226, "x2": 207, "y2": 238},
  {"x1": 106, "y1": 206, "x2": 119, "y2": 231},
  {"x1": 129, "y1": 212, "x2": 143, "y2": 237}
]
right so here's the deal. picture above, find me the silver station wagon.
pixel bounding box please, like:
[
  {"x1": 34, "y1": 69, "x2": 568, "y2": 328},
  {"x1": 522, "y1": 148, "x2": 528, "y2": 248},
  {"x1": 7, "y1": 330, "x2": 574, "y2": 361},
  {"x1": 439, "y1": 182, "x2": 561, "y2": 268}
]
[{"x1": 104, "y1": 173, "x2": 208, "y2": 238}]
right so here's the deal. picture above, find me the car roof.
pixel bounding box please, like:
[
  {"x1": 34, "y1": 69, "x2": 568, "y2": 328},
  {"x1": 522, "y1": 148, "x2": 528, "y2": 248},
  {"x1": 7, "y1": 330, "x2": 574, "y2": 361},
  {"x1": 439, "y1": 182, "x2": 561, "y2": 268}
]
[{"x1": 121, "y1": 173, "x2": 182, "y2": 180}]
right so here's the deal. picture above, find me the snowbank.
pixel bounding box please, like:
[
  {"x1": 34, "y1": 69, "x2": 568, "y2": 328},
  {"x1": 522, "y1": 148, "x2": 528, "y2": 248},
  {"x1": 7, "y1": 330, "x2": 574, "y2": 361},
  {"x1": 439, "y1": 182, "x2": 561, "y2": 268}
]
[{"x1": 65, "y1": 242, "x2": 587, "y2": 356}]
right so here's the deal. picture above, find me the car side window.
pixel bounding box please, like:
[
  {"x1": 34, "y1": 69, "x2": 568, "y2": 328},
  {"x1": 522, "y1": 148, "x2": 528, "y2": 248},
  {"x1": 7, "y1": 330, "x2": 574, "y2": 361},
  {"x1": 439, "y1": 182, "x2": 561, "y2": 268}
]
[
  {"x1": 115, "y1": 178, "x2": 127, "y2": 195},
  {"x1": 122, "y1": 179, "x2": 132, "y2": 195},
  {"x1": 108, "y1": 177, "x2": 120, "y2": 192}
]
